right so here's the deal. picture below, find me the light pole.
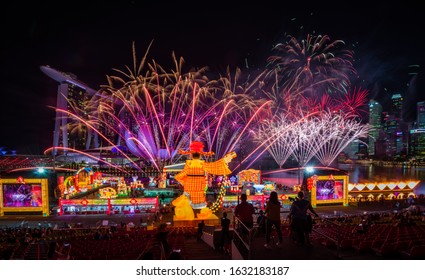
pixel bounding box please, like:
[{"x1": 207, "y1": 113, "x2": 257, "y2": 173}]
[
  {"x1": 298, "y1": 165, "x2": 301, "y2": 185},
  {"x1": 297, "y1": 134, "x2": 301, "y2": 185},
  {"x1": 52, "y1": 153, "x2": 56, "y2": 173}
]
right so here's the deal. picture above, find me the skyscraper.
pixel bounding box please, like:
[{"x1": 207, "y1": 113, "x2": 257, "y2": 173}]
[
  {"x1": 417, "y1": 101, "x2": 425, "y2": 128},
  {"x1": 410, "y1": 101, "x2": 425, "y2": 159},
  {"x1": 41, "y1": 66, "x2": 99, "y2": 154},
  {"x1": 382, "y1": 93, "x2": 409, "y2": 159},
  {"x1": 391, "y1": 93, "x2": 403, "y2": 118},
  {"x1": 368, "y1": 99, "x2": 383, "y2": 157}
]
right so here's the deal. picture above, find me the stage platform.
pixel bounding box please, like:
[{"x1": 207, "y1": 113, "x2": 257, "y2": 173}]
[{"x1": 172, "y1": 214, "x2": 220, "y2": 227}]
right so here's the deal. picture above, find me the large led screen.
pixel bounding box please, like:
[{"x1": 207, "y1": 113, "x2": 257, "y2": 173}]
[
  {"x1": 315, "y1": 179, "x2": 344, "y2": 201},
  {"x1": 2, "y1": 183, "x2": 42, "y2": 207}
]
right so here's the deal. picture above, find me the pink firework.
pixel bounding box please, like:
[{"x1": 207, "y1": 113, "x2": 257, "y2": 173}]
[
  {"x1": 265, "y1": 34, "x2": 356, "y2": 108},
  {"x1": 334, "y1": 87, "x2": 369, "y2": 118},
  {"x1": 84, "y1": 45, "x2": 270, "y2": 172}
]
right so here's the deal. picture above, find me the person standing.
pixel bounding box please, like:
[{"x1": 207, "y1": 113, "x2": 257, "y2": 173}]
[
  {"x1": 264, "y1": 191, "x2": 283, "y2": 249},
  {"x1": 234, "y1": 193, "x2": 255, "y2": 236},
  {"x1": 197, "y1": 220, "x2": 205, "y2": 241},
  {"x1": 219, "y1": 212, "x2": 231, "y2": 252},
  {"x1": 288, "y1": 191, "x2": 319, "y2": 246}
]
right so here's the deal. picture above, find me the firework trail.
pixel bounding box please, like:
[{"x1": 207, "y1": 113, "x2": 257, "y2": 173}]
[
  {"x1": 49, "y1": 38, "x2": 368, "y2": 175},
  {"x1": 83, "y1": 44, "x2": 270, "y2": 172},
  {"x1": 251, "y1": 32, "x2": 369, "y2": 169},
  {"x1": 310, "y1": 111, "x2": 370, "y2": 166},
  {"x1": 264, "y1": 34, "x2": 356, "y2": 110},
  {"x1": 254, "y1": 115, "x2": 297, "y2": 168},
  {"x1": 254, "y1": 106, "x2": 369, "y2": 168}
]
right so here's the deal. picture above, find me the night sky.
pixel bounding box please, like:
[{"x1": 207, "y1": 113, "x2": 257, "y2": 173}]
[{"x1": 1, "y1": 0, "x2": 424, "y2": 154}]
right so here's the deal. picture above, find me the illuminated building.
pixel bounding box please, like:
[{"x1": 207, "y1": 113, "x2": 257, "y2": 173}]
[
  {"x1": 417, "y1": 101, "x2": 425, "y2": 128},
  {"x1": 41, "y1": 66, "x2": 99, "y2": 154},
  {"x1": 368, "y1": 99, "x2": 382, "y2": 157},
  {"x1": 382, "y1": 93, "x2": 408, "y2": 159},
  {"x1": 391, "y1": 93, "x2": 403, "y2": 119},
  {"x1": 409, "y1": 101, "x2": 425, "y2": 159},
  {"x1": 410, "y1": 128, "x2": 425, "y2": 158}
]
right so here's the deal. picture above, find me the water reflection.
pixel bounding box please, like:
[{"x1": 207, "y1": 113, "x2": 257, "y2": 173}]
[{"x1": 338, "y1": 163, "x2": 425, "y2": 195}]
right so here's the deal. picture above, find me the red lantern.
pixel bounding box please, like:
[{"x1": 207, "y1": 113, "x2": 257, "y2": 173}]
[
  {"x1": 307, "y1": 177, "x2": 313, "y2": 191},
  {"x1": 130, "y1": 198, "x2": 137, "y2": 205},
  {"x1": 17, "y1": 176, "x2": 25, "y2": 184},
  {"x1": 81, "y1": 199, "x2": 88, "y2": 206},
  {"x1": 280, "y1": 194, "x2": 287, "y2": 200}
]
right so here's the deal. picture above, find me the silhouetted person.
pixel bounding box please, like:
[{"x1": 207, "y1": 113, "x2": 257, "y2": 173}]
[
  {"x1": 197, "y1": 220, "x2": 205, "y2": 241},
  {"x1": 234, "y1": 193, "x2": 255, "y2": 235},
  {"x1": 264, "y1": 191, "x2": 283, "y2": 249},
  {"x1": 219, "y1": 212, "x2": 231, "y2": 252},
  {"x1": 288, "y1": 191, "x2": 319, "y2": 246}
]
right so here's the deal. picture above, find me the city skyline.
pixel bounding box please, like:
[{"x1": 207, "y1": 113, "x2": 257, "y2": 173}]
[{"x1": 1, "y1": 1, "x2": 424, "y2": 153}]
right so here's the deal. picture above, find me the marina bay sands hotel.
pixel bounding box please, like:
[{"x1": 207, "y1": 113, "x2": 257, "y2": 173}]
[
  {"x1": 40, "y1": 66, "x2": 152, "y2": 176},
  {"x1": 40, "y1": 65, "x2": 100, "y2": 154}
]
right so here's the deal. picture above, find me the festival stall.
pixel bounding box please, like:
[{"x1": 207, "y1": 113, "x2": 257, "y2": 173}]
[{"x1": 58, "y1": 197, "x2": 158, "y2": 215}]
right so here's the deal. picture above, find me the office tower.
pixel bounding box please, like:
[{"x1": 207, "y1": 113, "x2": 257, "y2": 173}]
[
  {"x1": 368, "y1": 99, "x2": 383, "y2": 157},
  {"x1": 391, "y1": 93, "x2": 403, "y2": 118},
  {"x1": 382, "y1": 93, "x2": 409, "y2": 159},
  {"x1": 410, "y1": 101, "x2": 425, "y2": 159},
  {"x1": 418, "y1": 101, "x2": 425, "y2": 128}
]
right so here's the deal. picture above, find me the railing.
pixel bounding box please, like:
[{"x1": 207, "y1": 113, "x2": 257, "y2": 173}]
[
  {"x1": 232, "y1": 216, "x2": 257, "y2": 259},
  {"x1": 232, "y1": 211, "x2": 290, "y2": 259},
  {"x1": 200, "y1": 225, "x2": 216, "y2": 248}
]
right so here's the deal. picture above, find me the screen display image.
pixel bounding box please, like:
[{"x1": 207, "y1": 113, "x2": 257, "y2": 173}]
[
  {"x1": 2, "y1": 184, "x2": 42, "y2": 207},
  {"x1": 316, "y1": 179, "x2": 344, "y2": 201}
]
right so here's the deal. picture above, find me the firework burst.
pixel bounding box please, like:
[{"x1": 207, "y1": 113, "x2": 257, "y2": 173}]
[
  {"x1": 255, "y1": 109, "x2": 370, "y2": 168},
  {"x1": 82, "y1": 44, "x2": 270, "y2": 172},
  {"x1": 264, "y1": 34, "x2": 356, "y2": 109}
]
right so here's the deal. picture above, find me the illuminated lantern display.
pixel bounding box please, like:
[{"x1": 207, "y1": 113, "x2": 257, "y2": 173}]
[
  {"x1": 81, "y1": 198, "x2": 89, "y2": 206},
  {"x1": 208, "y1": 184, "x2": 227, "y2": 213},
  {"x1": 307, "y1": 177, "x2": 313, "y2": 191},
  {"x1": 238, "y1": 169, "x2": 261, "y2": 186},
  {"x1": 130, "y1": 198, "x2": 137, "y2": 205},
  {"x1": 172, "y1": 194, "x2": 195, "y2": 220},
  {"x1": 57, "y1": 176, "x2": 65, "y2": 197},
  {"x1": 175, "y1": 141, "x2": 236, "y2": 217},
  {"x1": 17, "y1": 176, "x2": 25, "y2": 184}
]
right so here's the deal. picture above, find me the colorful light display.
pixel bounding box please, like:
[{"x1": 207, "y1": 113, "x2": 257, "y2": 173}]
[
  {"x1": 309, "y1": 175, "x2": 349, "y2": 207},
  {"x1": 174, "y1": 142, "x2": 236, "y2": 218},
  {"x1": 0, "y1": 178, "x2": 49, "y2": 216}
]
